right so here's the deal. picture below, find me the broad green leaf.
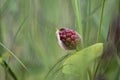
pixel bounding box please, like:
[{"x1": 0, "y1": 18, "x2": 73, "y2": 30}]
[{"x1": 62, "y1": 43, "x2": 103, "y2": 79}]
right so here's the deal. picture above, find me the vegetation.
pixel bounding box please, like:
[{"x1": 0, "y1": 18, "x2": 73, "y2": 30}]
[{"x1": 0, "y1": 0, "x2": 120, "y2": 80}]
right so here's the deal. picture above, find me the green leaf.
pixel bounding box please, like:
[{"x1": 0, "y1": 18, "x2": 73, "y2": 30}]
[{"x1": 62, "y1": 43, "x2": 103, "y2": 79}]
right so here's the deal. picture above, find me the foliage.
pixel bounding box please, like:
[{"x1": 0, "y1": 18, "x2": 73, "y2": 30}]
[{"x1": 0, "y1": 0, "x2": 120, "y2": 80}]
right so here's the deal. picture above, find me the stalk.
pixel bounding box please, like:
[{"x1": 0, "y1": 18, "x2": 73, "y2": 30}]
[
  {"x1": 96, "y1": 0, "x2": 106, "y2": 42},
  {"x1": 72, "y1": 0, "x2": 83, "y2": 47}
]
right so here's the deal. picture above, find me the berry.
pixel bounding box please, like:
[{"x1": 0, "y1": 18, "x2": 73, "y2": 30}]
[{"x1": 56, "y1": 28, "x2": 81, "y2": 50}]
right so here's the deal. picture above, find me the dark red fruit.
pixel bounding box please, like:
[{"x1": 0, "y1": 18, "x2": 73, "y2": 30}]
[{"x1": 57, "y1": 28, "x2": 81, "y2": 50}]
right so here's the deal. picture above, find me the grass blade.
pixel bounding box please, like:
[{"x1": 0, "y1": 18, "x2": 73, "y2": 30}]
[
  {"x1": 72, "y1": 0, "x2": 83, "y2": 41},
  {"x1": 0, "y1": 0, "x2": 10, "y2": 16},
  {"x1": 44, "y1": 54, "x2": 69, "y2": 80},
  {"x1": 2, "y1": 60, "x2": 18, "y2": 80},
  {"x1": 14, "y1": 15, "x2": 28, "y2": 41},
  {"x1": 0, "y1": 42, "x2": 28, "y2": 71},
  {"x1": 96, "y1": 0, "x2": 106, "y2": 42}
]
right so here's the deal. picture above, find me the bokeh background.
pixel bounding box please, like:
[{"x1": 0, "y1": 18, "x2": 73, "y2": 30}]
[{"x1": 0, "y1": 0, "x2": 119, "y2": 80}]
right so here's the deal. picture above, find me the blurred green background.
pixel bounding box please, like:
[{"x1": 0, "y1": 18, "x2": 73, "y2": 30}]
[{"x1": 0, "y1": 0, "x2": 119, "y2": 80}]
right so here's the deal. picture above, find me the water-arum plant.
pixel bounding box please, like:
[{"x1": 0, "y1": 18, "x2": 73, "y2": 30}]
[
  {"x1": 46, "y1": 28, "x2": 104, "y2": 80},
  {"x1": 45, "y1": 28, "x2": 82, "y2": 80},
  {"x1": 56, "y1": 28, "x2": 104, "y2": 80}
]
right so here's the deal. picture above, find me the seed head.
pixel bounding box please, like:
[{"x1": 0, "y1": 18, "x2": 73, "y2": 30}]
[{"x1": 56, "y1": 28, "x2": 81, "y2": 50}]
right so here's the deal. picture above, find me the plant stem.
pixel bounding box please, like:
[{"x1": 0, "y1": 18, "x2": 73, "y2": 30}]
[
  {"x1": 44, "y1": 54, "x2": 69, "y2": 80},
  {"x1": 74, "y1": 0, "x2": 83, "y2": 35},
  {"x1": 72, "y1": 0, "x2": 83, "y2": 47},
  {"x1": 0, "y1": 5, "x2": 3, "y2": 57},
  {"x1": 2, "y1": 61, "x2": 18, "y2": 80},
  {"x1": 96, "y1": 0, "x2": 106, "y2": 42},
  {"x1": 85, "y1": 0, "x2": 91, "y2": 46},
  {"x1": 119, "y1": 0, "x2": 120, "y2": 13}
]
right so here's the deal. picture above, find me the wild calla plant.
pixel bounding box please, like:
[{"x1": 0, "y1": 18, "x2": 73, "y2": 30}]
[
  {"x1": 56, "y1": 28, "x2": 104, "y2": 80},
  {"x1": 45, "y1": 28, "x2": 82, "y2": 80}
]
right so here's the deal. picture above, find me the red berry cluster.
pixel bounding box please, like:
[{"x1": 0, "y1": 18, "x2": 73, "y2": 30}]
[{"x1": 59, "y1": 28, "x2": 80, "y2": 49}]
